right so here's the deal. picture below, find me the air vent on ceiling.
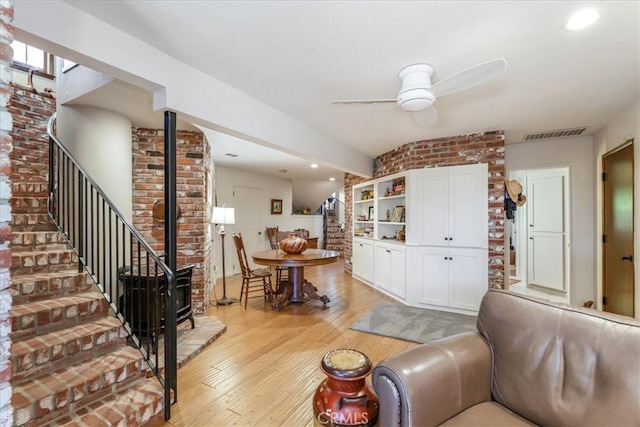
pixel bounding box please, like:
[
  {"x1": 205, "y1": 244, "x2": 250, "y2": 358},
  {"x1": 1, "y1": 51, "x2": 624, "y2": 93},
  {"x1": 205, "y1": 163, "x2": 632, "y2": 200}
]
[{"x1": 523, "y1": 127, "x2": 588, "y2": 142}]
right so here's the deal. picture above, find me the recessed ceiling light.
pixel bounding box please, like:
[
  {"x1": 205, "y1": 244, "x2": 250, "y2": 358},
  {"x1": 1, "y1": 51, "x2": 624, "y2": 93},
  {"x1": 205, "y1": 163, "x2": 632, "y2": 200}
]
[
  {"x1": 563, "y1": 9, "x2": 599, "y2": 31},
  {"x1": 310, "y1": 163, "x2": 318, "y2": 168},
  {"x1": 329, "y1": 177, "x2": 335, "y2": 181}
]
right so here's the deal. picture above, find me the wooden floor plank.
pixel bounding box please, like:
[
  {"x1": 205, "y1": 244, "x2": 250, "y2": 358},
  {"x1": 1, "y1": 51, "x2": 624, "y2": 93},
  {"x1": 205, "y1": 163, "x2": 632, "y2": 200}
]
[{"x1": 154, "y1": 261, "x2": 418, "y2": 426}]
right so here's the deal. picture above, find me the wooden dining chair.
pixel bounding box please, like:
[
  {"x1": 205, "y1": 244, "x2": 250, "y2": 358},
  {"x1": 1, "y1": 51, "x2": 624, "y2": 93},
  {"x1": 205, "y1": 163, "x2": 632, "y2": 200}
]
[
  {"x1": 232, "y1": 233, "x2": 274, "y2": 309},
  {"x1": 265, "y1": 226, "x2": 288, "y2": 291}
]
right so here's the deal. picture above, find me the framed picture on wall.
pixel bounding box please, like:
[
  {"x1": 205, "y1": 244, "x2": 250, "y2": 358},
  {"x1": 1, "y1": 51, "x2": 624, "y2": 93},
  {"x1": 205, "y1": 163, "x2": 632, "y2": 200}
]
[{"x1": 271, "y1": 199, "x2": 283, "y2": 215}]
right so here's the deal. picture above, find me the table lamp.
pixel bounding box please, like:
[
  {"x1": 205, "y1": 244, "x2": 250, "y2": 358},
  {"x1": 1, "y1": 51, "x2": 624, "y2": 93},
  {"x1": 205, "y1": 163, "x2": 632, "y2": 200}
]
[{"x1": 212, "y1": 205, "x2": 235, "y2": 306}]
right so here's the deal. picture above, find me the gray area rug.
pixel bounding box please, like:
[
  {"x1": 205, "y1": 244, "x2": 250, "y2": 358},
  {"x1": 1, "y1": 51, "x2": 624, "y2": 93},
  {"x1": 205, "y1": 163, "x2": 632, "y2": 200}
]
[{"x1": 350, "y1": 303, "x2": 478, "y2": 344}]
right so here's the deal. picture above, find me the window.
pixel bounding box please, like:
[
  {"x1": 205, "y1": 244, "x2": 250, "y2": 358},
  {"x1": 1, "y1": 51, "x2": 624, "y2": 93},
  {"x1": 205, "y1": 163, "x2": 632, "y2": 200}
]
[{"x1": 10, "y1": 40, "x2": 55, "y2": 78}]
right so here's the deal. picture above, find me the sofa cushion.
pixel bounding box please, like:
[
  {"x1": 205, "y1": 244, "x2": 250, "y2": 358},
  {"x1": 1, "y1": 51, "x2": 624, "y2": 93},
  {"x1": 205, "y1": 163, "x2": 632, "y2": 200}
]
[
  {"x1": 477, "y1": 290, "x2": 640, "y2": 426},
  {"x1": 440, "y1": 401, "x2": 537, "y2": 426}
]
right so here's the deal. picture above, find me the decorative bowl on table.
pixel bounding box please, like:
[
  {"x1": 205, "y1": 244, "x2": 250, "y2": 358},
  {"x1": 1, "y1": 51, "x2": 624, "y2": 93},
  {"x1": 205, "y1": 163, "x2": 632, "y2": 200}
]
[{"x1": 280, "y1": 234, "x2": 308, "y2": 254}]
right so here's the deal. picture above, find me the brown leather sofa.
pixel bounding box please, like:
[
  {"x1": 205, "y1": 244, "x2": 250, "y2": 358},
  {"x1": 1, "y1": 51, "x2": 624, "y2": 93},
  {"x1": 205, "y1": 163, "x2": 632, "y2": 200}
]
[{"x1": 372, "y1": 289, "x2": 640, "y2": 426}]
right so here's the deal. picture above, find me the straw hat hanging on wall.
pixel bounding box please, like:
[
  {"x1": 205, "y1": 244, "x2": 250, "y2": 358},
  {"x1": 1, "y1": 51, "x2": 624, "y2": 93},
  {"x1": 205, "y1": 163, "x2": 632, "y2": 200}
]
[{"x1": 504, "y1": 179, "x2": 527, "y2": 207}]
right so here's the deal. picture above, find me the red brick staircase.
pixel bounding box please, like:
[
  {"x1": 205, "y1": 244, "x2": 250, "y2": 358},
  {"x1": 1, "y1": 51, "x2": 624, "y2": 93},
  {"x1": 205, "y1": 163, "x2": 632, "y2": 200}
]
[
  {"x1": 10, "y1": 184, "x2": 165, "y2": 426},
  {"x1": 325, "y1": 209, "x2": 345, "y2": 253}
]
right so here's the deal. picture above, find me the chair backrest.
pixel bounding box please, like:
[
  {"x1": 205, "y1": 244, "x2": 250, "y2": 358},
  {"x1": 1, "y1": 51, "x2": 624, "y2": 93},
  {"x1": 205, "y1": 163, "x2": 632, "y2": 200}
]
[
  {"x1": 265, "y1": 227, "x2": 278, "y2": 250},
  {"x1": 232, "y1": 233, "x2": 253, "y2": 277}
]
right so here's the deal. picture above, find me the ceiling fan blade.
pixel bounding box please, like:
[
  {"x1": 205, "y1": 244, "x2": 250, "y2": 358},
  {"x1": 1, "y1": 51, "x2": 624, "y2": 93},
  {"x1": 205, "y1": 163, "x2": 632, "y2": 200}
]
[
  {"x1": 413, "y1": 105, "x2": 439, "y2": 126},
  {"x1": 429, "y1": 58, "x2": 506, "y2": 98},
  {"x1": 331, "y1": 99, "x2": 396, "y2": 105}
]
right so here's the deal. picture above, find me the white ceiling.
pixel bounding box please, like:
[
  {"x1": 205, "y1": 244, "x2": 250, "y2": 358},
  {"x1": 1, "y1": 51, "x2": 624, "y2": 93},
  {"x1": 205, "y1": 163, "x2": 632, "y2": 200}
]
[{"x1": 62, "y1": 1, "x2": 639, "y2": 181}]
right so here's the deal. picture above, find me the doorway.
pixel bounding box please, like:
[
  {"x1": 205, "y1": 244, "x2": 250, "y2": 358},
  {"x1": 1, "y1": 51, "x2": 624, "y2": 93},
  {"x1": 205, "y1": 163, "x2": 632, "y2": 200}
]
[
  {"x1": 232, "y1": 185, "x2": 263, "y2": 272},
  {"x1": 602, "y1": 140, "x2": 634, "y2": 317},
  {"x1": 508, "y1": 167, "x2": 570, "y2": 303}
]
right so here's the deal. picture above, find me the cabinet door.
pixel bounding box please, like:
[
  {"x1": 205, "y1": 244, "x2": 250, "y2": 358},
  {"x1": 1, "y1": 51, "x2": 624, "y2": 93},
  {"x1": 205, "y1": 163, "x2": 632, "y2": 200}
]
[
  {"x1": 448, "y1": 248, "x2": 488, "y2": 311},
  {"x1": 352, "y1": 239, "x2": 374, "y2": 284},
  {"x1": 406, "y1": 246, "x2": 449, "y2": 306},
  {"x1": 410, "y1": 168, "x2": 449, "y2": 246},
  {"x1": 448, "y1": 164, "x2": 488, "y2": 248},
  {"x1": 375, "y1": 243, "x2": 406, "y2": 298}
]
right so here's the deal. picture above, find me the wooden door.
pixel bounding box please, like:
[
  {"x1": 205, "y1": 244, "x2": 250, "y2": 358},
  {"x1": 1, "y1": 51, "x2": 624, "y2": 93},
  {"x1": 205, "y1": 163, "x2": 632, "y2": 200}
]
[{"x1": 603, "y1": 141, "x2": 634, "y2": 317}]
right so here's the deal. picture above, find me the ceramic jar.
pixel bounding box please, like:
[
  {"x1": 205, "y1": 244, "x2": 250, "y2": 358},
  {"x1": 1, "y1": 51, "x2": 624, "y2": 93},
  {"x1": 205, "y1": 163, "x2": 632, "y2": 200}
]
[
  {"x1": 313, "y1": 348, "x2": 379, "y2": 426},
  {"x1": 280, "y1": 233, "x2": 308, "y2": 254}
]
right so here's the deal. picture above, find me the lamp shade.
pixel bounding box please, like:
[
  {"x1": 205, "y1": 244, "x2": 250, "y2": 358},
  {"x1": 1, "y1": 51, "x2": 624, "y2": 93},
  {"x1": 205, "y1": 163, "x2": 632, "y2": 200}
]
[{"x1": 211, "y1": 206, "x2": 235, "y2": 225}]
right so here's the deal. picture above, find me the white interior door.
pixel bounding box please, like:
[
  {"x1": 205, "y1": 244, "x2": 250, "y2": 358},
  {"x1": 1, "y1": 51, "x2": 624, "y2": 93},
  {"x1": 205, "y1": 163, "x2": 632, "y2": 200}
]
[
  {"x1": 526, "y1": 168, "x2": 569, "y2": 292},
  {"x1": 232, "y1": 186, "x2": 263, "y2": 272}
]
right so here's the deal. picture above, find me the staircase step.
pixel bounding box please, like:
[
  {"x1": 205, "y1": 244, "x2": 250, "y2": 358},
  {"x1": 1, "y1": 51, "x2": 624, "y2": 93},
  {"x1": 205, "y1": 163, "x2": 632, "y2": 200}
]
[
  {"x1": 51, "y1": 377, "x2": 165, "y2": 427},
  {"x1": 11, "y1": 270, "x2": 92, "y2": 304},
  {"x1": 12, "y1": 317, "x2": 128, "y2": 384},
  {"x1": 12, "y1": 181, "x2": 49, "y2": 198},
  {"x1": 12, "y1": 249, "x2": 79, "y2": 274},
  {"x1": 11, "y1": 292, "x2": 109, "y2": 340},
  {"x1": 12, "y1": 346, "x2": 151, "y2": 427},
  {"x1": 11, "y1": 213, "x2": 57, "y2": 232},
  {"x1": 11, "y1": 231, "x2": 71, "y2": 253},
  {"x1": 11, "y1": 196, "x2": 48, "y2": 214}
]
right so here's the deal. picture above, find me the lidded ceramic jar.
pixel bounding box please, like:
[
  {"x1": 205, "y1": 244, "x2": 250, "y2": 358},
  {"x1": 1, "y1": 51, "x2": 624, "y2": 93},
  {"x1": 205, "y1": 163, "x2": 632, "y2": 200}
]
[
  {"x1": 313, "y1": 348, "x2": 379, "y2": 426},
  {"x1": 280, "y1": 233, "x2": 308, "y2": 254}
]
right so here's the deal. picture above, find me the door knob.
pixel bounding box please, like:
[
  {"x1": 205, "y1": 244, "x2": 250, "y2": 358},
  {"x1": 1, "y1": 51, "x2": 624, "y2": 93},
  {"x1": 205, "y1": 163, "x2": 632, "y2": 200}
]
[{"x1": 620, "y1": 255, "x2": 634, "y2": 262}]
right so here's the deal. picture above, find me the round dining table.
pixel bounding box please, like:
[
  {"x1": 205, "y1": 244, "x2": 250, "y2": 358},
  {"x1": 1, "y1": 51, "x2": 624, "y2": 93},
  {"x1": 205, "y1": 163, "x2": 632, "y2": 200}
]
[{"x1": 252, "y1": 248, "x2": 340, "y2": 310}]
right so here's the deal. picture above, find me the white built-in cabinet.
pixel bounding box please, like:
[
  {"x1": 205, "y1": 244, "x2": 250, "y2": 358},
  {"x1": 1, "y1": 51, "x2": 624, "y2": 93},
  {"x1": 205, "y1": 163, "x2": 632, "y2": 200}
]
[
  {"x1": 351, "y1": 164, "x2": 489, "y2": 314},
  {"x1": 375, "y1": 242, "x2": 406, "y2": 298},
  {"x1": 352, "y1": 238, "x2": 374, "y2": 284},
  {"x1": 406, "y1": 164, "x2": 487, "y2": 248},
  {"x1": 406, "y1": 246, "x2": 487, "y2": 312}
]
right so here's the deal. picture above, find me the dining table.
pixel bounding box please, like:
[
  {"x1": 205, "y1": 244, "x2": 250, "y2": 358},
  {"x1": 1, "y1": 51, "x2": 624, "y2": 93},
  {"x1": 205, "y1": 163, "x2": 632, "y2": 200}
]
[{"x1": 251, "y1": 248, "x2": 340, "y2": 311}]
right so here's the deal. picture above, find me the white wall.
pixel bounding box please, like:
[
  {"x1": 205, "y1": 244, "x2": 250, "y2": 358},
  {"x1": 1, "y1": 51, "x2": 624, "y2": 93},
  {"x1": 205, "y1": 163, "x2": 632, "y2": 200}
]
[
  {"x1": 594, "y1": 99, "x2": 640, "y2": 317},
  {"x1": 505, "y1": 135, "x2": 595, "y2": 307},
  {"x1": 56, "y1": 104, "x2": 133, "y2": 220}
]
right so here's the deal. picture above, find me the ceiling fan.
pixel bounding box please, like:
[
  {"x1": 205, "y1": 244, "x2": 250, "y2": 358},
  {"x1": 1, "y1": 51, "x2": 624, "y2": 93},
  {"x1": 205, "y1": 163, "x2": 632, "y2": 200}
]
[{"x1": 331, "y1": 58, "x2": 507, "y2": 117}]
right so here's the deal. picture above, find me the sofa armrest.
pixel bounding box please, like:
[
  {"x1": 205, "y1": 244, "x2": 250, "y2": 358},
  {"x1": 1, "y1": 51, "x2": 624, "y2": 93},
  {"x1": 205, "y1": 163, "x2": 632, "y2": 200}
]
[{"x1": 372, "y1": 332, "x2": 492, "y2": 426}]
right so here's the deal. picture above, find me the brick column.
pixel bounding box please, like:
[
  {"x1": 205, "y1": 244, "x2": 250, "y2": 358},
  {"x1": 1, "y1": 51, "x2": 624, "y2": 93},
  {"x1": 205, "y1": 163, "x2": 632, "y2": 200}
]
[
  {"x1": 0, "y1": 1, "x2": 13, "y2": 425},
  {"x1": 131, "y1": 128, "x2": 212, "y2": 314}
]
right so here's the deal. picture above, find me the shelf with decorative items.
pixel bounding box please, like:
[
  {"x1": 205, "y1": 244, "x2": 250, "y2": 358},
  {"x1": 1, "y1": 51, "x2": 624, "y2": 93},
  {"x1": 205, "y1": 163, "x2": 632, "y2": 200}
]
[
  {"x1": 376, "y1": 176, "x2": 406, "y2": 243},
  {"x1": 353, "y1": 182, "x2": 376, "y2": 239}
]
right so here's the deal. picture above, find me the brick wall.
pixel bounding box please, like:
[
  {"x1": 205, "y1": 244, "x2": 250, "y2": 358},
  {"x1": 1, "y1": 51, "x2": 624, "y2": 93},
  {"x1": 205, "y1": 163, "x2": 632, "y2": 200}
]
[
  {"x1": 0, "y1": 1, "x2": 13, "y2": 425},
  {"x1": 344, "y1": 130, "x2": 506, "y2": 289},
  {"x1": 131, "y1": 128, "x2": 212, "y2": 314}
]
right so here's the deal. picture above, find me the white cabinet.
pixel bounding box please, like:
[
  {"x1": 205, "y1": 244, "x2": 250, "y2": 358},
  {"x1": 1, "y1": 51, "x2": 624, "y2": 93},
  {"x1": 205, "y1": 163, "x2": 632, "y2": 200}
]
[
  {"x1": 374, "y1": 242, "x2": 406, "y2": 298},
  {"x1": 351, "y1": 164, "x2": 488, "y2": 314},
  {"x1": 407, "y1": 246, "x2": 488, "y2": 313},
  {"x1": 407, "y1": 163, "x2": 487, "y2": 248},
  {"x1": 352, "y1": 238, "x2": 374, "y2": 284}
]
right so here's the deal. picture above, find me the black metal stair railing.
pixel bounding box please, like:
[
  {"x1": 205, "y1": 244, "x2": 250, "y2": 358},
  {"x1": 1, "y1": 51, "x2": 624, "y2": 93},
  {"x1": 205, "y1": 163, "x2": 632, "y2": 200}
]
[{"x1": 46, "y1": 113, "x2": 177, "y2": 420}]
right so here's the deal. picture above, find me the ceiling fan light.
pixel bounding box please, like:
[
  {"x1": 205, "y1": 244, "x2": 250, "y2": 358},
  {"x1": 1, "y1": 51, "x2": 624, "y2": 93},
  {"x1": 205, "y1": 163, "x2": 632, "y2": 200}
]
[
  {"x1": 399, "y1": 98, "x2": 431, "y2": 112},
  {"x1": 397, "y1": 89, "x2": 435, "y2": 112}
]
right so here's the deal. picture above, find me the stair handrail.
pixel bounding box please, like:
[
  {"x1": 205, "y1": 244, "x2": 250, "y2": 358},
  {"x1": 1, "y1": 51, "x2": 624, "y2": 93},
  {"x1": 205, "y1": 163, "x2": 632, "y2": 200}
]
[{"x1": 46, "y1": 112, "x2": 176, "y2": 420}]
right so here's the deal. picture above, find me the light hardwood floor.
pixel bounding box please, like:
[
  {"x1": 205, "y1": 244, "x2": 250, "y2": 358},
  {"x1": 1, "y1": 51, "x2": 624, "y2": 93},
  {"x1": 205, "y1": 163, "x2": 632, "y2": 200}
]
[{"x1": 154, "y1": 261, "x2": 417, "y2": 426}]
